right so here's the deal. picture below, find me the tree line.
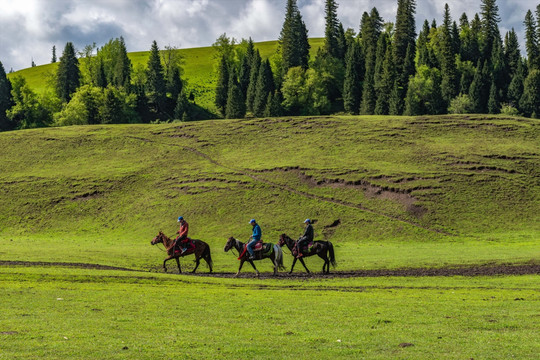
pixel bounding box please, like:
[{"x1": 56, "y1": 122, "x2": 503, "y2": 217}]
[
  {"x1": 1, "y1": 0, "x2": 540, "y2": 132},
  {"x1": 0, "y1": 37, "x2": 206, "y2": 131},
  {"x1": 215, "y1": 0, "x2": 540, "y2": 119}
]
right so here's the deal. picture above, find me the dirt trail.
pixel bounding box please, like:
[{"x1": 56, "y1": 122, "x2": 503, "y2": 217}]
[{"x1": 2, "y1": 260, "x2": 538, "y2": 278}]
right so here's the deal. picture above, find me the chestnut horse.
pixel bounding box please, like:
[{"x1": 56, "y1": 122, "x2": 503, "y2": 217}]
[
  {"x1": 278, "y1": 233, "x2": 336, "y2": 274},
  {"x1": 151, "y1": 231, "x2": 213, "y2": 273},
  {"x1": 224, "y1": 237, "x2": 284, "y2": 277}
]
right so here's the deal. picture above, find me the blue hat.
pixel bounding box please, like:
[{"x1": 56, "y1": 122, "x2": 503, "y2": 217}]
[
  {"x1": 304, "y1": 219, "x2": 311, "y2": 224},
  {"x1": 249, "y1": 219, "x2": 256, "y2": 224},
  {"x1": 177, "y1": 216, "x2": 184, "y2": 222}
]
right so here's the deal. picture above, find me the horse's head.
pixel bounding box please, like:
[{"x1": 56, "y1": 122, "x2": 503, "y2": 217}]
[
  {"x1": 278, "y1": 234, "x2": 287, "y2": 247},
  {"x1": 151, "y1": 231, "x2": 165, "y2": 245},
  {"x1": 224, "y1": 237, "x2": 236, "y2": 252}
]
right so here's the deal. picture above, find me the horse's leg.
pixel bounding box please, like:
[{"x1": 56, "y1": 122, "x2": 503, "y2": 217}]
[
  {"x1": 298, "y1": 257, "x2": 310, "y2": 274},
  {"x1": 272, "y1": 254, "x2": 278, "y2": 276},
  {"x1": 175, "y1": 257, "x2": 182, "y2": 274},
  {"x1": 289, "y1": 257, "x2": 298, "y2": 274},
  {"x1": 192, "y1": 256, "x2": 200, "y2": 273},
  {"x1": 249, "y1": 260, "x2": 260, "y2": 278},
  {"x1": 235, "y1": 260, "x2": 245, "y2": 277},
  {"x1": 318, "y1": 253, "x2": 329, "y2": 274},
  {"x1": 205, "y1": 254, "x2": 213, "y2": 273},
  {"x1": 163, "y1": 256, "x2": 174, "y2": 272}
]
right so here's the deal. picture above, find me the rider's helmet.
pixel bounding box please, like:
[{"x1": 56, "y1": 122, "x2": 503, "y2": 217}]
[
  {"x1": 178, "y1": 216, "x2": 184, "y2": 222},
  {"x1": 249, "y1": 219, "x2": 256, "y2": 224},
  {"x1": 304, "y1": 219, "x2": 311, "y2": 224}
]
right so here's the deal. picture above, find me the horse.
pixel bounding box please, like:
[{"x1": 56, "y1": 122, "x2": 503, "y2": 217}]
[
  {"x1": 151, "y1": 231, "x2": 213, "y2": 273},
  {"x1": 224, "y1": 237, "x2": 284, "y2": 277},
  {"x1": 278, "y1": 233, "x2": 336, "y2": 274}
]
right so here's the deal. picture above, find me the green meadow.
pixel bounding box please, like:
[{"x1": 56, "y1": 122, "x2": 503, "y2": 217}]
[{"x1": 0, "y1": 114, "x2": 539, "y2": 358}]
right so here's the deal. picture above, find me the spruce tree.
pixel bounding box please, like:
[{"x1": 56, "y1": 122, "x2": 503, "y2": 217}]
[
  {"x1": 215, "y1": 54, "x2": 229, "y2": 117},
  {"x1": 440, "y1": 3, "x2": 458, "y2": 105},
  {"x1": 280, "y1": 0, "x2": 310, "y2": 74},
  {"x1": 505, "y1": 29, "x2": 521, "y2": 76},
  {"x1": 480, "y1": 0, "x2": 501, "y2": 59},
  {"x1": 324, "y1": 0, "x2": 341, "y2": 59},
  {"x1": 100, "y1": 86, "x2": 123, "y2": 124},
  {"x1": 487, "y1": 80, "x2": 500, "y2": 113},
  {"x1": 239, "y1": 38, "x2": 254, "y2": 97},
  {"x1": 264, "y1": 91, "x2": 284, "y2": 117},
  {"x1": 520, "y1": 69, "x2": 540, "y2": 117},
  {"x1": 226, "y1": 69, "x2": 246, "y2": 119},
  {"x1": 508, "y1": 59, "x2": 525, "y2": 108},
  {"x1": 343, "y1": 41, "x2": 362, "y2": 114},
  {"x1": 253, "y1": 59, "x2": 275, "y2": 117},
  {"x1": 0, "y1": 61, "x2": 14, "y2": 131},
  {"x1": 524, "y1": 10, "x2": 539, "y2": 70},
  {"x1": 246, "y1": 50, "x2": 261, "y2": 113},
  {"x1": 359, "y1": 8, "x2": 383, "y2": 115},
  {"x1": 56, "y1": 42, "x2": 80, "y2": 102},
  {"x1": 167, "y1": 66, "x2": 183, "y2": 103},
  {"x1": 146, "y1": 41, "x2": 166, "y2": 112},
  {"x1": 113, "y1": 36, "x2": 132, "y2": 89},
  {"x1": 174, "y1": 89, "x2": 190, "y2": 120},
  {"x1": 469, "y1": 60, "x2": 490, "y2": 113},
  {"x1": 375, "y1": 43, "x2": 395, "y2": 115},
  {"x1": 51, "y1": 45, "x2": 57, "y2": 63},
  {"x1": 417, "y1": 20, "x2": 431, "y2": 67}
]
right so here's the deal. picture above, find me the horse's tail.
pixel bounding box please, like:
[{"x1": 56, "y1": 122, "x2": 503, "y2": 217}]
[
  {"x1": 274, "y1": 244, "x2": 285, "y2": 270},
  {"x1": 204, "y1": 243, "x2": 213, "y2": 269},
  {"x1": 327, "y1": 241, "x2": 336, "y2": 268}
]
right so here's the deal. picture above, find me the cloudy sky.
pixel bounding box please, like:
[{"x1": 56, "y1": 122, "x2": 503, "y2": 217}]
[{"x1": 0, "y1": 0, "x2": 537, "y2": 71}]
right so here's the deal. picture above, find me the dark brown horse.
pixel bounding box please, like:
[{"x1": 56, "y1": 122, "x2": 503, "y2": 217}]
[
  {"x1": 151, "y1": 231, "x2": 213, "y2": 273},
  {"x1": 224, "y1": 237, "x2": 284, "y2": 277},
  {"x1": 278, "y1": 233, "x2": 336, "y2": 274}
]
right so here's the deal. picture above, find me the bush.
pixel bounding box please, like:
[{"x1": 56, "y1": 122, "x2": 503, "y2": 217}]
[
  {"x1": 499, "y1": 103, "x2": 520, "y2": 116},
  {"x1": 448, "y1": 94, "x2": 474, "y2": 114}
]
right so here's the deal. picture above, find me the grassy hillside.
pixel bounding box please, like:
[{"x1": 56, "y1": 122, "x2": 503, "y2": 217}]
[
  {"x1": 8, "y1": 39, "x2": 325, "y2": 115},
  {"x1": 0, "y1": 114, "x2": 538, "y2": 272}
]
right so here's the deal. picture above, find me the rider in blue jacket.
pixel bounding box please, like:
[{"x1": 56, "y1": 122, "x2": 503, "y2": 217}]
[{"x1": 247, "y1": 219, "x2": 262, "y2": 260}]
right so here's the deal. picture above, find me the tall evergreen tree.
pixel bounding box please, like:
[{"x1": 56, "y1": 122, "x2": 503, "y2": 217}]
[
  {"x1": 487, "y1": 80, "x2": 500, "y2": 113},
  {"x1": 440, "y1": 4, "x2": 459, "y2": 105},
  {"x1": 174, "y1": 89, "x2": 190, "y2": 120},
  {"x1": 215, "y1": 54, "x2": 229, "y2": 117},
  {"x1": 343, "y1": 41, "x2": 362, "y2": 114},
  {"x1": 146, "y1": 41, "x2": 166, "y2": 112},
  {"x1": 225, "y1": 69, "x2": 246, "y2": 119},
  {"x1": 264, "y1": 90, "x2": 284, "y2": 117},
  {"x1": 520, "y1": 69, "x2": 540, "y2": 117},
  {"x1": 51, "y1": 45, "x2": 57, "y2": 63},
  {"x1": 100, "y1": 87, "x2": 123, "y2": 124},
  {"x1": 469, "y1": 60, "x2": 490, "y2": 113},
  {"x1": 375, "y1": 43, "x2": 395, "y2": 115},
  {"x1": 167, "y1": 66, "x2": 183, "y2": 104},
  {"x1": 504, "y1": 29, "x2": 521, "y2": 76},
  {"x1": 253, "y1": 59, "x2": 275, "y2": 117},
  {"x1": 0, "y1": 61, "x2": 14, "y2": 131},
  {"x1": 239, "y1": 38, "x2": 255, "y2": 97},
  {"x1": 280, "y1": 0, "x2": 310, "y2": 74},
  {"x1": 246, "y1": 50, "x2": 261, "y2": 113},
  {"x1": 324, "y1": 0, "x2": 341, "y2": 59},
  {"x1": 524, "y1": 10, "x2": 539, "y2": 70},
  {"x1": 56, "y1": 42, "x2": 80, "y2": 102},
  {"x1": 359, "y1": 8, "x2": 383, "y2": 115},
  {"x1": 508, "y1": 59, "x2": 525, "y2": 108},
  {"x1": 113, "y1": 36, "x2": 132, "y2": 89},
  {"x1": 480, "y1": 0, "x2": 501, "y2": 59}
]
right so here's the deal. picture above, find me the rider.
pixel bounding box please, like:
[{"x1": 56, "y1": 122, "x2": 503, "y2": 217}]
[
  {"x1": 296, "y1": 218, "x2": 314, "y2": 258},
  {"x1": 247, "y1": 219, "x2": 262, "y2": 260},
  {"x1": 168, "y1": 216, "x2": 190, "y2": 254}
]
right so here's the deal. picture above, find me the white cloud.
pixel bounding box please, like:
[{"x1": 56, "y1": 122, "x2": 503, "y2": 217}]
[{"x1": 0, "y1": 0, "x2": 536, "y2": 72}]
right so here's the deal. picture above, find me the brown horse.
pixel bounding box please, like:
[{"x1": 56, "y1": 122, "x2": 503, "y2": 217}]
[
  {"x1": 151, "y1": 231, "x2": 213, "y2": 273},
  {"x1": 278, "y1": 233, "x2": 336, "y2": 274},
  {"x1": 224, "y1": 237, "x2": 284, "y2": 277}
]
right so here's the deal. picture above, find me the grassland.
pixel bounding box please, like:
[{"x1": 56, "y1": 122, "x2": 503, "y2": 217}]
[{"x1": 0, "y1": 114, "x2": 538, "y2": 358}]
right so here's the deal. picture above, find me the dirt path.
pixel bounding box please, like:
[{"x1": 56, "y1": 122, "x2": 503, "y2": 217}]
[{"x1": 2, "y1": 260, "x2": 538, "y2": 278}]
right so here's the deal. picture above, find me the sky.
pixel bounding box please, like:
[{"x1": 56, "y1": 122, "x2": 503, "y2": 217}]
[{"x1": 0, "y1": 0, "x2": 537, "y2": 72}]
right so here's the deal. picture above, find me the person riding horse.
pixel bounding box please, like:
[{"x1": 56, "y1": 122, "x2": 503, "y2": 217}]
[
  {"x1": 247, "y1": 219, "x2": 262, "y2": 260},
  {"x1": 296, "y1": 218, "x2": 314, "y2": 258},
  {"x1": 167, "y1": 216, "x2": 192, "y2": 255}
]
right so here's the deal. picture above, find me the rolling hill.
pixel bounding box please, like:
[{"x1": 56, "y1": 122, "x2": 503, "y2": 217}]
[{"x1": 0, "y1": 114, "x2": 538, "y2": 272}]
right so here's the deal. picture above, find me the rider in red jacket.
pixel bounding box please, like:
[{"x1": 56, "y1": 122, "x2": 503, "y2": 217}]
[{"x1": 168, "y1": 216, "x2": 191, "y2": 254}]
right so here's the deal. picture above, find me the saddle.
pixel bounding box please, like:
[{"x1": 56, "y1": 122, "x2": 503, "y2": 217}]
[
  {"x1": 294, "y1": 242, "x2": 314, "y2": 255},
  {"x1": 238, "y1": 242, "x2": 272, "y2": 260},
  {"x1": 174, "y1": 238, "x2": 195, "y2": 256}
]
